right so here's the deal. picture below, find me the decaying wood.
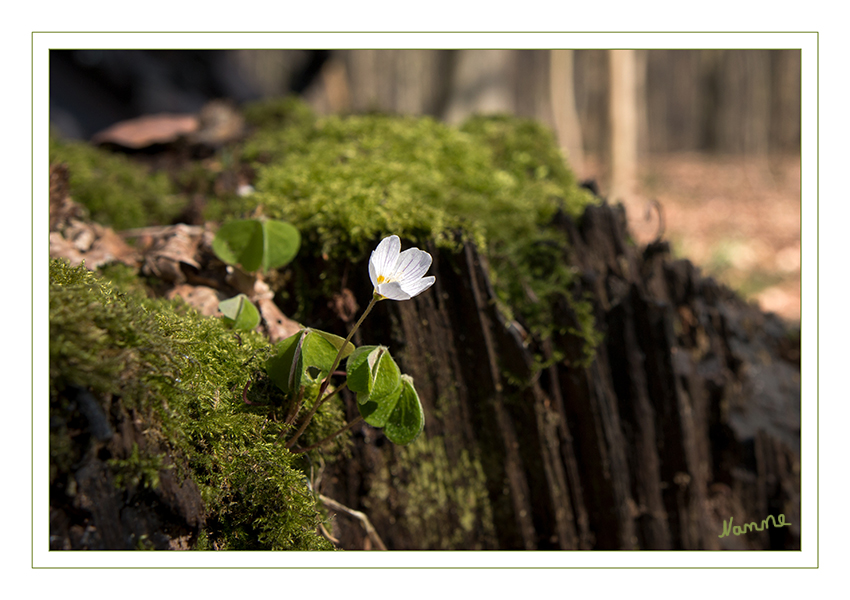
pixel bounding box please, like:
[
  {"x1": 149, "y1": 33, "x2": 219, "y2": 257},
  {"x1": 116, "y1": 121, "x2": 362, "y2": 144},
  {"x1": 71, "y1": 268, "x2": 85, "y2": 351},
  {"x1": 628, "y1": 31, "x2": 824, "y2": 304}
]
[
  {"x1": 50, "y1": 180, "x2": 799, "y2": 549},
  {"x1": 316, "y1": 202, "x2": 799, "y2": 550}
]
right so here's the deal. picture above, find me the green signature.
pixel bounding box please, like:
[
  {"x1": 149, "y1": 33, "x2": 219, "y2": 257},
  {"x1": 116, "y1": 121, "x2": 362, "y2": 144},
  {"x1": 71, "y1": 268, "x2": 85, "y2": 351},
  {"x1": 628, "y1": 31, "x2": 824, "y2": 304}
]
[{"x1": 719, "y1": 514, "x2": 792, "y2": 538}]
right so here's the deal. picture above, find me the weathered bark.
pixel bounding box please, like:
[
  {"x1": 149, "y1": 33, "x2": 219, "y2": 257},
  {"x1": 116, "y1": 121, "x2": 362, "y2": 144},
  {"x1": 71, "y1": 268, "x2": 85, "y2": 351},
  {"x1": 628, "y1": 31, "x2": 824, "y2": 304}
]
[
  {"x1": 49, "y1": 388, "x2": 205, "y2": 550},
  {"x1": 318, "y1": 202, "x2": 800, "y2": 550}
]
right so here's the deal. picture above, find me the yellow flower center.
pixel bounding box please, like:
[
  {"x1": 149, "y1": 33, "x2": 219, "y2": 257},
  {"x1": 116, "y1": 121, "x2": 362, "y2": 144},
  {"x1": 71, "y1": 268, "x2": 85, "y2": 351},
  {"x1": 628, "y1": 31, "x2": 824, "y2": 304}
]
[{"x1": 376, "y1": 275, "x2": 385, "y2": 284}]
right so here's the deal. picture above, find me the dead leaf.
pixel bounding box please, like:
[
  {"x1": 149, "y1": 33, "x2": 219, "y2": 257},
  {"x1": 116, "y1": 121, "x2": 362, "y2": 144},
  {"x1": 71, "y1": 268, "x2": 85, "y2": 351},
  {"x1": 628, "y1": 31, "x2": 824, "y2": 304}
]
[
  {"x1": 167, "y1": 285, "x2": 224, "y2": 317},
  {"x1": 140, "y1": 224, "x2": 204, "y2": 284},
  {"x1": 92, "y1": 113, "x2": 199, "y2": 149},
  {"x1": 256, "y1": 297, "x2": 302, "y2": 343},
  {"x1": 250, "y1": 276, "x2": 301, "y2": 342},
  {"x1": 50, "y1": 223, "x2": 142, "y2": 270}
]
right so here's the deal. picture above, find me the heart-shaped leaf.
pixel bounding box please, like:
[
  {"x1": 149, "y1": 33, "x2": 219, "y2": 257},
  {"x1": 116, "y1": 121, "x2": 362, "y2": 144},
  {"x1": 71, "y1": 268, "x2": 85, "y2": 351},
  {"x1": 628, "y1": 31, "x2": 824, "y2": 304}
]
[
  {"x1": 212, "y1": 219, "x2": 300, "y2": 273},
  {"x1": 262, "y1": 220, "x2": 301, "y2": 272},
  {"x1": 346, "y1": 345, "x2": 389, "y2": 395},
  {"x1": 300, "y1": 329, "x2": 354, "y2": 384},
  {"x1": 266, "y1": 329, "x2": 306, "y2": 394},
  {"x1": 356, "y1": 349, "x2": 403, "y2": 427},
  {"x1": 352, "y1": 347, "x2": 400, "y2": 404},
  {"x1": 383, "y1": 375, "x2": 425, "y2": 445},
  {"x1": 218, "y1": 294, "x2": 260, "y2": 331},
  {"x1": 266, "y1": 328, "x2": 355, "y2": 394}
]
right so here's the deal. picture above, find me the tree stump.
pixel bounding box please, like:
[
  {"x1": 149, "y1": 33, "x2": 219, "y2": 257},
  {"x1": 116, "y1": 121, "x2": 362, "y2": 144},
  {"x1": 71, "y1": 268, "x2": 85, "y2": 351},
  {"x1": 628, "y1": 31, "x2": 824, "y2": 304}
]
[{"x1": 317, "y1": 202, "x2": 800, "y2": 550}]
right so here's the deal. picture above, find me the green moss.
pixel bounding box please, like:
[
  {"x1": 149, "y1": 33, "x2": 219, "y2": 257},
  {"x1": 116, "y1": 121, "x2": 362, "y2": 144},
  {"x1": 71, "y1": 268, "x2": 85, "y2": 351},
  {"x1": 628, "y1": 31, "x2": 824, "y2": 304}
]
[
  {"x1": 239, "y1": 98, "x2": 601, "y2": 357},
  {"x1": 460, "y1": 114, "x2": 589, "y2": 221},
  {"x1": 49, "y1": 136, "x2": 183, "y2": 230},
  {"x1": 243, "y1": 95, "x2": 318, "y2": 131},
  {"x1": 374, "y1": 435, "x2": 496, "y2": 549},
  {"x1": 50, "y1": 259, "x2": 335, "y2": 550},
  {"x1": 108, "y1": 443, "x2": 171, "y2": 490},
  {"x1": 243, "y1": 106, "x2": 594, "y2": 259}
]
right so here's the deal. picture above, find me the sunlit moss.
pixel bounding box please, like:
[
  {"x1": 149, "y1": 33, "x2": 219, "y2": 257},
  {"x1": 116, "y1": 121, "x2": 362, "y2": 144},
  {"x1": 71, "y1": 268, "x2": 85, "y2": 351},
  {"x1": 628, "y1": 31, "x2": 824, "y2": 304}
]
[
  {"x1": 239, "y1": 98, "x2": 601, "y2": 357},
  {"x1": 50, "y1": 99, "x2": 610, "y2": 550},
  {"x1": 243, "y1": 107, "x2": 594, "y2": 260},
  {"x1": 49, "y1": 259, "x2": 335, "y2": 550},
  {"x1": 49, "y1": 136, "x2": 183, "y2": 230}
]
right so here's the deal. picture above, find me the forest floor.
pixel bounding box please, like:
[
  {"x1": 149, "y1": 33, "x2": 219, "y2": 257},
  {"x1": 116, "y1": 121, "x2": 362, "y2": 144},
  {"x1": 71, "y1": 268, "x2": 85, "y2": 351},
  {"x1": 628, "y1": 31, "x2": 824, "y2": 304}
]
[{"x1": 585, "y1": 152, "x2": 801, "y2": 323}]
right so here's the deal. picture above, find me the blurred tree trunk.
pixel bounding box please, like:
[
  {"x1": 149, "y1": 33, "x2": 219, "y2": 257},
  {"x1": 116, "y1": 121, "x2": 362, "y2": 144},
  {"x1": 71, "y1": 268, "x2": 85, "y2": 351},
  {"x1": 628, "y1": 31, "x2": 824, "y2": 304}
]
[
  {"x1": 770, "y1": 50, "x2": 802, "y2": 154},
  {"x1": 644, "y1": 49, "x2": 706, "y2": 152},
  {"x1": 573, "y1": 50, "x2": 609, "y2": 159},
  {"x1": 608, "y1": 50, "x2": 639, "y2": 201},
  {"x1": 296, "y1": 48, "x2": 799, "y2": 177},
  {"x1": 550, "y1": 50, "x2": 586, "y2": 179},
  {"x1": 443, "y1": 50, "x2": 516, "y2": 124},
  {"x1": 717, "y1": 50, "x2": 771, "y2": 156},
  {"x1": 304, "y1": 49, "x2": 452, "y2": 117}
]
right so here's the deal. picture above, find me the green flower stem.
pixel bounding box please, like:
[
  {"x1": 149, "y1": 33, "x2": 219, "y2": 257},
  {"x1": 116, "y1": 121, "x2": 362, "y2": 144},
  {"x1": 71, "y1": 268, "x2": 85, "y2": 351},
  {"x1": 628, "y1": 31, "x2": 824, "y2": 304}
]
[
  {"x1": 285, "y1": 293, "x2": 380, "y2": 449},
  {"x1": 317, "y1": 293, "x2": 381, "y2": 401},
  {"x1": 284, "y1": 381, "x2": 350, "y2": 449}
]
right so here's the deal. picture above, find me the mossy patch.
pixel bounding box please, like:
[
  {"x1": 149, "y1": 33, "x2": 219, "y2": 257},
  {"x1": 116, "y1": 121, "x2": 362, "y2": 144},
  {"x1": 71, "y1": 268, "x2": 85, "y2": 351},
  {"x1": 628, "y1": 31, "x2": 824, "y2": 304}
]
[
  {"x1": 239, "y1": 98, "x2": 600, "y2": 356},
  {"x1": 50, "y1": 99, "x2": 609, "y2": 549},
  {"x1": 368, "y1": 435, "x2": 496, "y2": 550},
  {"x1": 49, "y1": 136, "x2": 183, "y2": 230},
  {"x1": 243, "y1": 104, "x2": 594, "y2": 258},
  {"x1": 49, "y1": 259, "x2": 335, "y2": 550}
]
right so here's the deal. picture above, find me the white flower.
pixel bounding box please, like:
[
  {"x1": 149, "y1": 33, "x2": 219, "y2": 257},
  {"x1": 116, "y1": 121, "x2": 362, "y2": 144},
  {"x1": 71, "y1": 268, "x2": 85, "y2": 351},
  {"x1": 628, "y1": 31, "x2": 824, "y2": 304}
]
[{"x1": 369, "y1": 235, "x2": 436, "y2": 301}]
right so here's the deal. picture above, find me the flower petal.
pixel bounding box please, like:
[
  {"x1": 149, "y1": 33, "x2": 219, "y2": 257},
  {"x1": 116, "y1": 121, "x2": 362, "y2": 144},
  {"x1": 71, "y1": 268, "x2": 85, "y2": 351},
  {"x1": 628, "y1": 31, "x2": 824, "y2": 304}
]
[
  {"x1": 393, "y1": 248, "x2": 433, "y2": 284},
  {"x1": 369, "y1": 259, "x2": 379, "y2": 288},
  {"x1": 370, "y1": 235, "x2": 401, "y2": 285},
  {"x1": 376, "y1": 281, "x2": 410, "y2": 301},
  {"x1": 399, "y1": 275, "x2": 435, "y2": 298}
]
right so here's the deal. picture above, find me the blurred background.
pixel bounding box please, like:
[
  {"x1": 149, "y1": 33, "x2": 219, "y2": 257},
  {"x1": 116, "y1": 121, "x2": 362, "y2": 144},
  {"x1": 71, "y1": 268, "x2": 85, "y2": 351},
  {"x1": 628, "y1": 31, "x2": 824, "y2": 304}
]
[{"x1": 50, "y1": 48, "x2": 801, "y2": 322}]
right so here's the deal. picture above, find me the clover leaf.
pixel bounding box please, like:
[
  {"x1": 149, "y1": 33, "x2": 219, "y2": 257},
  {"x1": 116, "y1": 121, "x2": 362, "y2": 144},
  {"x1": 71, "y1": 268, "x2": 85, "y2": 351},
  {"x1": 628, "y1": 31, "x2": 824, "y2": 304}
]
[
  {"x1": 266, "y1": 328, "x2": 355, "y2": 395},
  {"x1": 212, "y1": 218, "x2": 300, "y2": 273},
  {"x1": 218, "y1": 294, "x2": 261, "y2": 331},
  {"x1": 383, "y1": 375, "x2": 425, "y2": 445}
]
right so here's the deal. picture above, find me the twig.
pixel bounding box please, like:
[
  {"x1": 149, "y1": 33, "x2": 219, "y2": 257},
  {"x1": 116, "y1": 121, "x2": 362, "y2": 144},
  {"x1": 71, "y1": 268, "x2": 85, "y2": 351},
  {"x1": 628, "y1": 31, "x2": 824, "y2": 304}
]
[
  {"x1": 242, "y1": 380, "x2": 259, "y2": 405},
  {"x1": 318, "y1": 494, "x2": 387, "y2": 551},
  {"x1": 318, "y1": 521, "x2": 340, "y2": 545}
]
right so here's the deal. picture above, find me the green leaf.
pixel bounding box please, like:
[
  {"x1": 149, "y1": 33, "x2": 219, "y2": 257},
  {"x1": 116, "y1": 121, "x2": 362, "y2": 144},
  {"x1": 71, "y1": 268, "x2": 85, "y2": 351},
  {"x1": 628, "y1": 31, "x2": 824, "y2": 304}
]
[
  {"x1": 310, "y1": 329, "x2": 355, "y2": 364},
  {"x1": 265, "y1": 328, "x2": 355, "y2": 395},
  {"x1": 383, "y1": 375, "x2": 425, "y2": 445},
  {"x1": 262, "y1": 220, "x2": 301, "y2": 271},
  {"x1": 356, "y1": 350, "x2": 403, "y2": 427},
  {"x1": 300, "y1": 329, "x2": 353, "y2": 384},
  {"x1": 266, "y1": 330, "x2": 306, "y2": 394},
  {"x1": 218, "y1": 294, "x2": 261, "y2": 331},
  {"x1": 366, "y1": 349, "x2": 400, "y2": 405},
  {"x1": 212, "y1": 219, "x2": 301, "y2": 273},
  {"x1": 345, "y1": 345, "x2": 383, "y2": 394},
  {"x1": 212, "y1": 219, "x2": 265, "y2": 272}
]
